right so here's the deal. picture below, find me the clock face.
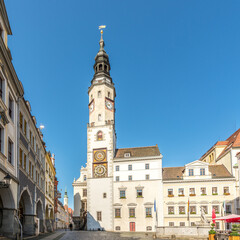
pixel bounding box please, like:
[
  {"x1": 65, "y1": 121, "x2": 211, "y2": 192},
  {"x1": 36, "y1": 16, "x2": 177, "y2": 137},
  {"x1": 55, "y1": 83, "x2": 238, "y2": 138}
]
[
  {"x1": 94, "y1": 164, "x2": 107, "y2": 177},
  {"x1": 94, "y1": 150, "x2": 106, "y2": 162},
  {"x1": 89, "y1": 103, "x2": 94, "y2": 113},
  {"x1": 105, "y1": 99, "x2": 113, "y2": 110}
]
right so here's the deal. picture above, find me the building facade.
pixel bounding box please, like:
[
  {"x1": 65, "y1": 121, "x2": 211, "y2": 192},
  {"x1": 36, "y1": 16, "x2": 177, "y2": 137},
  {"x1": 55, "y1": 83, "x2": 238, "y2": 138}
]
[
  {"x1": 73, "y1": 31, "x2": 164, "y2": 232},
  {"x1": 18, "y1": 98, "x2": 46, "y2": 235},
  {"x1": 0, "y1": 0, "x2": 23, "y2": 238},
  {"x1": 163, "y1": 160, "x2": 237, "y2": 229},
  {"x1": 45, "y1": 152, "x2": 56, "y2": 232}
]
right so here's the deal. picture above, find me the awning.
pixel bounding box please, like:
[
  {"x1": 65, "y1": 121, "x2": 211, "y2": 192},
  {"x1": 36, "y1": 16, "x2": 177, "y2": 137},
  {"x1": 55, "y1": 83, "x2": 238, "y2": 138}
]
[{"x1": 213, "y1": 214, "x2": 240, "y2": 223}]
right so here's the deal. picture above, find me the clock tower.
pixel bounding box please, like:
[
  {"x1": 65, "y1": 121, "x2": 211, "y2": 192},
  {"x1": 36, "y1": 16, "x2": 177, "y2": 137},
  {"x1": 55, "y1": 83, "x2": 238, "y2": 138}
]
[{"x1": 87, "y1": 30, "x2": 116, "y2": 231}]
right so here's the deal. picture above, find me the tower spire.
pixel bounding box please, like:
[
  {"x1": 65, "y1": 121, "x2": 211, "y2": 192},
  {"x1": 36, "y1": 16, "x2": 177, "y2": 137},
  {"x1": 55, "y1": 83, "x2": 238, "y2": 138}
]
[{"x1": 92, "y1": 26, "x2": 112, "y2": 82}]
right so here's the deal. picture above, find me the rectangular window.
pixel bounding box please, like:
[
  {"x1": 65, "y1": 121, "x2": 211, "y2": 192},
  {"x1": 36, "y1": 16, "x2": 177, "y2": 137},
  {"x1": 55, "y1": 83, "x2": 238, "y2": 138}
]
[
  {"x1": 83, "y1": 189, "x2": 87, "y2": 197},
  {"x1": 224, "y1": 187, "x2": 230, "y2": 195},
  {"x1": 168, "y1": 189, "x2": 173, "y2": 197},
  {"x1": 24, "y1": 120, "x2": 27, "y2": 136},
  {"x1": 200, "y1": 168, "x2": 205, "y2": 176},
  {"x1": 129, "y1": 208, "x2": 135, "y2": 218},
  {"x1": 98, "y1": 91, "x2": 102, "y2": 98},
  {"x1": 146, "y1": 207, "x2": 152, "y2": 217},
  {"x1": 190, "y1": 206, "x2": 196, "y2": 214},
  {"x1": 116, "y1": 176, "x2": 119, "y2": 182},
  {"x1": 169, "y1": 222, "x2": 174, "y2": 227},
  {"x1": 0, "y1": 77, "x2": 3, "y2": 99},
  {"x1": 19, "y1": 148, "x2": 23, "y2": 167},
  {"x1": 189, "y1": 188, "x2": 195, "y2": 196},
  {"x1": 8, "y1": 138, "x2": 13, "y2": 164},
  {"x1": 128, "y1": 165, "x2": 132, "y2": 170},
  {"x1": 145, "y1": 163, "x2": 149, "y2": 169},
  {"x1": 213, "y1": 205, "x2": 219, "y2": 214},
  {"x1": 29, "y1": 161, "x2": 32, "y2": 176},
  {"x1": 201, "y1": 206, "x2": 208, "y2": 214},
  {"x1": 19, "y1": 112, "x2": 23, "y2": 130},
  {"x1": 115, "y1": 208, "x2": 121, "y2": 218},
  {"x1": 179, "y1": 206, "x2": 185, "y2": 214},
  {"x1": 216, "y1": 222, "x2": 220, "y2": 229},
  {"x1": 226, "y1": 205, "x2": 231, "y2": 213},
  {"x1": 8, "y1": 96, "x2": 13, "y2": 120},
  {"x1": 180, "y1": 222, "x2": 185, "y2": 227},
  {"x1": 97, "y1": 211, "x2": 102, "y2": 221},
  {"x1": 120, "y1": 190, "x2": 126, "y2": 199},
  {"x1": 145, "y1": 174, "x2": 149, "y2": 180},
  {"x1": 189, "y1": 169, "x2": 194, "y2": 176},
  {"x1": 128, "y1": 175, "x2": 132, "y2": 181},
  {"x1": 84, "y1": 175, "x2": 87, "y2": 181},
  {"x1": 191, "y1": 222, "x2": 196, "y2": 226},
  {"x1": 0, "y1": 127, "x2": 3, "y2": 153},
  {"x1": 178, "y1": 188, "x2": 184, "y2": 196},
  {"x1": 212, "y1": 187, "x2": 218, "y2": 195},
  {"x1": 201, "y1": 187, "x2": 206, "y2": 195},
  {"x1": 32, "y1": 165, "x2": 34, "y2": 179},
  {"x1": 115, "y1": 165, "x2": 119, "y2": 171},
  {"x1": 24, "y1": 154, "x2": 26, "y2": 170},
  {"x1": 136, "y1": 189, "x2": 143, "y2": 198},
  {"x1": 168, "y1": 206, "x2": 174, "y2": 214}
]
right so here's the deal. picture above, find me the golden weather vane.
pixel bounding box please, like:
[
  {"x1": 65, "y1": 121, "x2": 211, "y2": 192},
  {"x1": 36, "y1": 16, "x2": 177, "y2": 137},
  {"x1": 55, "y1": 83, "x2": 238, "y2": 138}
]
[{"x1": 99, "y1": 25, "x2": 106, "y2": 35}]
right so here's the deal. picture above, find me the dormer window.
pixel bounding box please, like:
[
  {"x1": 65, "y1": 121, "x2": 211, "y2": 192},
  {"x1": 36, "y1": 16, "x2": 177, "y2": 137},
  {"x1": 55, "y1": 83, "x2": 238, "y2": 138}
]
[
  {"x1": 124, "y1": 153, "x2": 130, "y2": 158},
  {"x1": 97, "y1": 131, "x2": 103, "y2": 141},
  {"x1": 189, "y1": 169, "x2": 194, "y2": 176},
  {"x1": 200, "y1": 168, "x2": 205, "y2": 176}
]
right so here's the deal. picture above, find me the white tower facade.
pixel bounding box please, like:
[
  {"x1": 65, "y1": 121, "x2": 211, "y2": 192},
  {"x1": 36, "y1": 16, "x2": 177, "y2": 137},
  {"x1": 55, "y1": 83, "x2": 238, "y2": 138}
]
[
  {"x1": 87, "y1": 31, "x2": 116, "y2": 231},
  {"x1": 64, "y1": 188, "x2": 68, "y2": 207}
]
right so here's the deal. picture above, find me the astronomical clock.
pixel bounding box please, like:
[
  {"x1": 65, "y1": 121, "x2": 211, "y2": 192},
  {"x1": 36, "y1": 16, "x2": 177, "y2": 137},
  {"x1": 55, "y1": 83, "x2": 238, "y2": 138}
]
[{"x1": 93, "y1": 148, "x2": 108, "y2": 178}]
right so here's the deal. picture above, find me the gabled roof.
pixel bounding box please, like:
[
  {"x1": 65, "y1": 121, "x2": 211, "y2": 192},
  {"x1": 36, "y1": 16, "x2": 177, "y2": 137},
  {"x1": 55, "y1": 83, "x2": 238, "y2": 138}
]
[
  {"x1": 114, "y1": 145, "x2": 160, "y2": 158},
  {"x1": 185, "y1": 160, "x2": 209, "y2": 167},
  {"x1": 216, "y1": 129, "x2": 240, "y2": 160},
  {"x1": 163, "y1": 164, "x2": 233, "y2": 180},
  {"x1": 200, "y1": 129, "x2": 240, "y2": 161}
]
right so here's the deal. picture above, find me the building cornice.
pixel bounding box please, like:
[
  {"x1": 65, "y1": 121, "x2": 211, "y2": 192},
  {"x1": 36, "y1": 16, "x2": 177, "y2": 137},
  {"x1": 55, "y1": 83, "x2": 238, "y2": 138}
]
[{"x1": 163, "y1": 177, "x2": 236, "y2": 184}]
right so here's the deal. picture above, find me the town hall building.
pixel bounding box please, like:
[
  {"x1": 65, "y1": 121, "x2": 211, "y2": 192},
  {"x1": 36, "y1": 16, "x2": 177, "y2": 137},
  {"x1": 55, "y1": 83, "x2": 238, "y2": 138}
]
[
  {"x1": 72, "y1": 31, "x2": 164, "y2": 232},
  {"x1": 72, "y1": 31, "x2": 240, "y2": 233}
]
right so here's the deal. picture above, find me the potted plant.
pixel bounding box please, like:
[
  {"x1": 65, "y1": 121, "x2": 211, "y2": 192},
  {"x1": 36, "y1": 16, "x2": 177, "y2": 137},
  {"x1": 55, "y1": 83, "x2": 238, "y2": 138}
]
[
  {"x1": 209, "y1": 223, "x2": 216, "y2": 240},
  {"x1": 230, "y1": 224, "x2": 240, "y2": 240}
]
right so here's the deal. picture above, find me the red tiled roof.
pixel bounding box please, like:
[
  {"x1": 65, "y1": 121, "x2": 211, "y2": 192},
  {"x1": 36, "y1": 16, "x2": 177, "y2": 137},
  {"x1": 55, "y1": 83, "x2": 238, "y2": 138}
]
[
  {"x1": 163, "y1": 164, "x2": 233, "y2": 180},
  {"x1": 200, "y1": 129, "x2": 240, "y2": 161}
]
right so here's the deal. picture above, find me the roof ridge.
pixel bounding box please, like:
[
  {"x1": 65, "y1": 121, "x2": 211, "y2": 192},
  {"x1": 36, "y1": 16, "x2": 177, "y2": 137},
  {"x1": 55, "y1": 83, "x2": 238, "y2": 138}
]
[
  {"x1": 116, "y1": 145, "x2": 158, "y2": 150},
  {"x1": 163, "y1": 166, "x2": 184, "y2": 169}
]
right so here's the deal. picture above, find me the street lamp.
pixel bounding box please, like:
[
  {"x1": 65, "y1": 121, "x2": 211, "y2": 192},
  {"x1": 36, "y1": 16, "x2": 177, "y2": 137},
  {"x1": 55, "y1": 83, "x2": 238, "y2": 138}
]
[{"x1": 0, "y1": 173, "x2": 12, "y2": 188}]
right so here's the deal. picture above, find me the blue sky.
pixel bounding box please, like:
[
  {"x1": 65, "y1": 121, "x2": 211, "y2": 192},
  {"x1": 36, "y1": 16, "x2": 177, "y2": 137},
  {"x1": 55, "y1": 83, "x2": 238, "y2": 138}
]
[{"x1": 5, "y1": 0, "x2": 240, "y2": 208}]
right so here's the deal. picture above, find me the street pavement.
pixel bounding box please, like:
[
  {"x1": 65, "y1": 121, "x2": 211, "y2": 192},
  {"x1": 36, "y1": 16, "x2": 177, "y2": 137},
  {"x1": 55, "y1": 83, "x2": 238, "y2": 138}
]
[{"x1": 42, "y1": 230, "x2": 158, "y2": 240}]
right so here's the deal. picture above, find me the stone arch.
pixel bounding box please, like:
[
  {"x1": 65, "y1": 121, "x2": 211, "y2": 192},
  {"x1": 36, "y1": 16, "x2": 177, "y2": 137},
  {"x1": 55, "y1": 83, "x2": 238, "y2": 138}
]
[
  {"x1": 36, "y1": 199, "x2": 44, "y2": 233},
  {"x1": 19, "y1": 187, "x2": 33, "y2": 215},
  {"x1": 45, "y1": 204, "x2": 49, "y2": 220},
  {"x1": 0, "y1": 186, "x2": 15, "y2": 209},
  {"x1": 19, "y1": 188, "x2": 34, "y2": 235}
]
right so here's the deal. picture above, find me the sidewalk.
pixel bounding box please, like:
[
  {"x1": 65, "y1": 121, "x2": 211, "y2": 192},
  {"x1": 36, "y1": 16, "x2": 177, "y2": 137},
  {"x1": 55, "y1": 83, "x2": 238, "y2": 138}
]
[{"x1": 23, "y1": 231, "x2": 65, "y2": 240}]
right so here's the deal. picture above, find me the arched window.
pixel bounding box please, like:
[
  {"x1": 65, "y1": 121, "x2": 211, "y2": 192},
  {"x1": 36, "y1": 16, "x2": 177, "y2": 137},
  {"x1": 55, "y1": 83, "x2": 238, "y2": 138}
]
[
  {"x1": 97, "y1": 131, "x2": 103, "y2": 141},
  {"x1": 95, "y1": 67, "x2": 97, "y2": 72},
  {"x1": 99, "y1": 64, "x2": 102, "y2": 70},
  {"x1": 104, "y1": 65, "x2": 107, "y2": 71},
  {"x1": 98, "y1": 114, "x2": 102, "y2": 121}
]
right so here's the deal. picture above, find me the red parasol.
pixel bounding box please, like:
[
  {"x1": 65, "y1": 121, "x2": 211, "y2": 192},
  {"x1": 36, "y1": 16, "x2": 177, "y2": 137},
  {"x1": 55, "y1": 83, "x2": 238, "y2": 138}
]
[{"x1": 212, "y1": 209, "x2": 216, "y2": 224}]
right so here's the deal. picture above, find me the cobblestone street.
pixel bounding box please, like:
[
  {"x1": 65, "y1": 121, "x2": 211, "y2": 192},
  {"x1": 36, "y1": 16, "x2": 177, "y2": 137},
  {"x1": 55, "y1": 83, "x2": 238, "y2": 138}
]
[{"x1": 49, "y1": 230, "x2": 158, "y2": 240}]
